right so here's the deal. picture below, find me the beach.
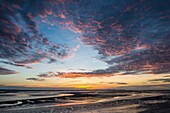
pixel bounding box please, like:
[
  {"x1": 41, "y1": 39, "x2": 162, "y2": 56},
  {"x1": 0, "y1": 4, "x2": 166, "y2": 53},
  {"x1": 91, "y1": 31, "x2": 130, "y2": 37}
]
[{"x1": 0, "y1": 90, "x2": 169, "y2": 113}]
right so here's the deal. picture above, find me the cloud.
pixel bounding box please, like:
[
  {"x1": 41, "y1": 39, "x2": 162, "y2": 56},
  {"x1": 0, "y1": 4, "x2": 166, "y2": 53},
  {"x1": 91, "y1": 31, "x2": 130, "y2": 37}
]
[
  {"x1": 0, "y1": 67, "x2": 18, "y2": 75},
  {"x1": 0, "y1": 60, "x2": 32, "y2": 69},
  {"x1": 1, "y1": 0, "x2": 169, "y2": 76},
  {"x1": 100, "y1": 82, "x2": 128, "y2": 85},
  {"x1": 37, "y1": 72, "x2": 60, "y2": 78},
  {"x1": 67, "y1": 68, "x2": 74, "y2": 71},
  {"x1": 0, "y1": 0, "x2": 74, "y2": 69},
  {"x1": 26, "y1": 77, "x2": 45, "y2": 81},
  {"x1": 72, "y1": 45, "x2": 80, "y2": 51},
  {"x1": 63, "y1": 0, "x2": 170, "y2": 75},
  {"x1": 164, "y1": 75, "x2": 170, "y2": 78},
  {"x1": 37, "y1": 71, "x2": 115, "y2": 78},
  {"x1": 78, "y1": 69, "x2": 86, "y2": 71},
  {"x1": 148, "y1": 78, "x2": 170, "y2": 83},
  {"x1": 59, "y1": 0, "x2": 170, "y2": 75},
  {"x1": 110, "y1": 82, "x2": 127, "y2": 85}
]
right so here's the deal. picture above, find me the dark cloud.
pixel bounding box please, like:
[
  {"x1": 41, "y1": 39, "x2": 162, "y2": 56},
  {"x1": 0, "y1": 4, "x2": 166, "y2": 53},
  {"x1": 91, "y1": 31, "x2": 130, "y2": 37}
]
[
  {"x1": 111, "y1": 82, "x2": 127, "y2": 85},
  {"x1": 0, "y1": 67, "x2": 17, "y2": 75},
  {"x1": 26, "y1": 77, "x2": 45, "y2": 81},
  {"x1": 163, "y1": 75, "x2": 170, "y2": 78},
  {"x1": 37, "y1": 72, "x2": 60, "y2": 78},
  {"x1": 78, "y1": 69, "x2": 86, "y2": 71},
  {"x1": 0, "y1": 85, "x2": 6, "y2": 87},
  {"x1": 0, "y1": 60, "x2": 32, "y2": 69},
  {"x1": 148, "y1": 78, "x2": 170, "y2": 83},
  {"x1": 100, "y1": 82, "x2": 128, "y2": 85}
]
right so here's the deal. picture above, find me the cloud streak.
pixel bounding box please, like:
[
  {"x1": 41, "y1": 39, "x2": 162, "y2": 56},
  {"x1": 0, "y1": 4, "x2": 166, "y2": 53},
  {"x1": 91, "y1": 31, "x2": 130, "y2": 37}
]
[
  {"x1": 26, "y1": 77, "x2": 45, "y2": 81},
  {"x1": 0, "y1": 60, "x2": 32, "y2": 69},
  {"x1": 37, "y1": 72, "x2": 60, "y2": 78},
  {"x1": 148, "y1": 78, "x2": 170, "y2": 83},
  {"x1": 0, "y1": 67, "x2": 17, "y2": 75},
  {"x1": 37, "y1": 72, "x2": 116, "y2": 78},
  {"x1": 100, "y1": 82, "x2": 128, "y2": 85}
]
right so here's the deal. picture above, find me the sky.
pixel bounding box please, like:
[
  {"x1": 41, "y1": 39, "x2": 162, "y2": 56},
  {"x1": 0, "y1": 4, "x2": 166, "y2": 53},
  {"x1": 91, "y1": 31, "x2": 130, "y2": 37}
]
[{"x1": 0, "y1": 0, "x2": 170, "y2": 90}]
